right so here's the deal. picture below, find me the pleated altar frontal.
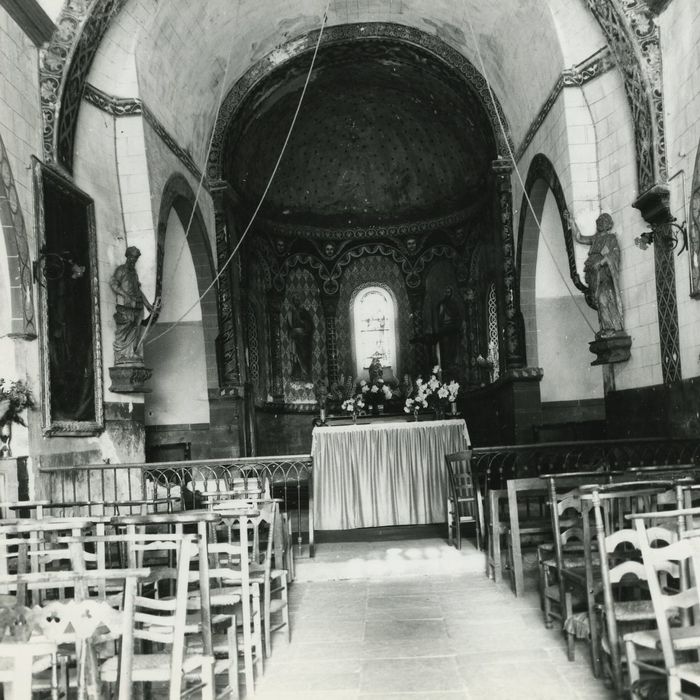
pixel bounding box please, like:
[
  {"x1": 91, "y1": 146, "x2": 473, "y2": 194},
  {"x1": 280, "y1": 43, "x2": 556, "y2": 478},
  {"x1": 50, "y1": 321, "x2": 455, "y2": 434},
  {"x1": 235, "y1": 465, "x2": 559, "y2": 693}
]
[{"x1": 312, "y1": 418, "x2": 470, "y2": 530}]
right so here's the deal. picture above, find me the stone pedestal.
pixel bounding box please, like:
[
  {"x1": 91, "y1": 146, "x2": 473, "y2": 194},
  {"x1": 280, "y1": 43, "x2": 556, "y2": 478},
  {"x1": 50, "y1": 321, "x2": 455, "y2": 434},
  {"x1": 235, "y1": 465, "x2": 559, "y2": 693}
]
[
  {"x1": 589, "y1": 334, "x2": 632, "y2": 366},
  {"x1": 109, "y1": 364, "x2": 153, "y2": 393}
]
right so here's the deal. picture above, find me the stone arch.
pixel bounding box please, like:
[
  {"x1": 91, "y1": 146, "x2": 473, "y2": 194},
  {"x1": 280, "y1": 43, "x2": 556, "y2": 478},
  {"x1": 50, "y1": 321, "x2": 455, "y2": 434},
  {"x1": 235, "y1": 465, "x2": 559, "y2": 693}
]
[
  {"x1": 206, "y1": 22, "x2": 513, "y2": 184},
  {"x1": 0, "y1": 135, "x2": 35, "y2": 339},
  {"x1": 517, "y1": 153, "x2": 587, "y2": 307},
  {"x1": 517, "y1": 154, "x2": 600, "y2": 399},
  {"x1": 152, "y1": 173, "x2": 218, "y2": 387},
  {"x1": 40, "y1": 0, "x2": 128, "y2": 171}
]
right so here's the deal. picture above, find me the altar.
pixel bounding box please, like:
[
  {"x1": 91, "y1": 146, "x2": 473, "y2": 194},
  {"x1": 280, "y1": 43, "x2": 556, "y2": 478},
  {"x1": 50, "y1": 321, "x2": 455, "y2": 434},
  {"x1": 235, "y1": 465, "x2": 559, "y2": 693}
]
[{"x1": 311, "y1": 418, "x2": 470, "y2": 530}]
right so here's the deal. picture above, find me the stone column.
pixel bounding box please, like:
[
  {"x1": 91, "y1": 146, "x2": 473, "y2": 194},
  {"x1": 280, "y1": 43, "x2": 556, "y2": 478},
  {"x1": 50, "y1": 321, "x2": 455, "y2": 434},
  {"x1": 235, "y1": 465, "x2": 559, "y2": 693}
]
[
  {"x1": 267, "y1": 290, "x2": 285, "y2": 400},
  {"x1": 320, "y1": 293, "x2": 340, "y2": 385},
  {"x1": 212, "y1": 187, "x2": 240, "y2": 387},
  {"x1": 633, "y1": 184, "x2": 682, "y2": 385},
  {"x1": 492, "y1": 157, "x2": 526, "y2": 369}
]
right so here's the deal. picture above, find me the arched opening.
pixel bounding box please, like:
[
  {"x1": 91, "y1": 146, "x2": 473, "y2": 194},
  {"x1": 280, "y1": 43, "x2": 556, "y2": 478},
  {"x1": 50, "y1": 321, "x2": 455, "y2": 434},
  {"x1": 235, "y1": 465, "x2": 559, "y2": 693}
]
[
  {"x1": 351, "y1": 284, "x2": 398, "y2": 379},
  {"x1": 144, "y1": 206, "x2": 210, "y2": 427},
  {"x1": 521, "y1": 184, "x2": 601, "y2": 405}
]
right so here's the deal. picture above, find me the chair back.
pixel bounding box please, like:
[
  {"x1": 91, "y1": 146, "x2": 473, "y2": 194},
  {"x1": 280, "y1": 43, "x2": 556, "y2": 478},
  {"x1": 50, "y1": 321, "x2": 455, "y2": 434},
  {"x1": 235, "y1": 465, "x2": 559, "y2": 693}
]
[
  {"x1": 633, "y1": 519, "x2": 700, "y2": 671},
  {"x1": 445, "y1": 450, "x2": 481, "y2": 530}
]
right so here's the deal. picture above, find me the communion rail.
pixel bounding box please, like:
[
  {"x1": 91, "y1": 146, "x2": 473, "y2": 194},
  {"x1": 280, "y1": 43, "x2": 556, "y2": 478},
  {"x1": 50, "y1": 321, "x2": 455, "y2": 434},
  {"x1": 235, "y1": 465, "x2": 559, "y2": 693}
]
[
  {"x1": 472, "y1": 436, "x2": 700, "y2": 489},
  {"x1": 38, "y1": 454, "x2": 315, "y2": 555}
]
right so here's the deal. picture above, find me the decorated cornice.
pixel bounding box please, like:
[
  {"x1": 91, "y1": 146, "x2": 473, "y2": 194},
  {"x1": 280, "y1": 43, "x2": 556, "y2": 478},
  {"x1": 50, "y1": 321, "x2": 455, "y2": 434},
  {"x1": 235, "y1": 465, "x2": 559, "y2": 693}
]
[
  {"x1": 82, "y1": 83, "x2": 204, "y2": 184},
  {"x1": 40, "y1": 0, "x2": 128, "y2": 172},
  {"x1": 82, "y1": 82, "x2": 142, "y2": 116},
  {"x1": 206, "y1": 22, "x2": 514, "y2": 184},
  {"x1": 516, "y1": 48, "x2": 615, "y2": 161},
  {"x1": 252, "y1": 207, "x2": 475, "y2": 242}
]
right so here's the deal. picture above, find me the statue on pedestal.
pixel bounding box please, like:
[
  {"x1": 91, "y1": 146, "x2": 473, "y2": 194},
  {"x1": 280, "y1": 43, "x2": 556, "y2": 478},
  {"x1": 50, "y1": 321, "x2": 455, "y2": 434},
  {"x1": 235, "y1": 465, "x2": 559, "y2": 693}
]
[
  {"x1": 109, "y1": 246, "x2": 157, "y2": 392},
  {"x1": 583, "y1": 213, "x2": 631, "y2": 365}
]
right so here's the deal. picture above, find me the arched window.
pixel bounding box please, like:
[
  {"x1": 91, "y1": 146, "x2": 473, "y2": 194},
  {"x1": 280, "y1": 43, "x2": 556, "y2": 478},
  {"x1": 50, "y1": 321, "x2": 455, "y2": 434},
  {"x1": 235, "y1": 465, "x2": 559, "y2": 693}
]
[{"x1": 352, "y1": 285, "x2": 397, "y2": 377}]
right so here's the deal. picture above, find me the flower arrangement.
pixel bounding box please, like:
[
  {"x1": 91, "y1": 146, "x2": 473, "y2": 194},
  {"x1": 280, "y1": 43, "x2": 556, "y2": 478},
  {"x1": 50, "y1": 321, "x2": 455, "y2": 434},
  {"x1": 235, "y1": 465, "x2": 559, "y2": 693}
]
[
  {"x1": 0, "y1": 379, "x2": 36, "y2": 426},
  {"x1": 404, "y1": 366, "x2": 459, "y2": 418},
  {"x1": 359, "y1": 378, "x2": 394, "y2": 406},
  {"x1": 341, "y1": 394, "x2": 366, "y2": 416}
]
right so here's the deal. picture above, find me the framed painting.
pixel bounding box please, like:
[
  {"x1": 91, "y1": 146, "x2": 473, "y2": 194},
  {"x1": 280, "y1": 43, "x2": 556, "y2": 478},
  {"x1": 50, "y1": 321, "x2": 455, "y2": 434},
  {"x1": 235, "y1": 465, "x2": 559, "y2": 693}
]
[{"x1": 33, "y1": 160, "x2": 103, "y2": 435}]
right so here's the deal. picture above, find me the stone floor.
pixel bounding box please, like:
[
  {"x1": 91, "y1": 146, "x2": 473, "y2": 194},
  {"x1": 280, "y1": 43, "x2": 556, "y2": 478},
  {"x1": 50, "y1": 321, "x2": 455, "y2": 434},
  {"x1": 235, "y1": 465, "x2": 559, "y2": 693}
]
[{"x1": 250, "y1": 536, "x2": 615, "y2": 699}]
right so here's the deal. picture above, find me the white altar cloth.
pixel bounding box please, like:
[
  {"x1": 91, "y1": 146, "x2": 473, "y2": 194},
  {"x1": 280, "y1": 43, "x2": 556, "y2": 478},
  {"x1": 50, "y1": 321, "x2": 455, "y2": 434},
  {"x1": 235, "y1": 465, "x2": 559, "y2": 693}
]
[{"x1": 311, "y1": 418, "x2": 470, "y2": 530}]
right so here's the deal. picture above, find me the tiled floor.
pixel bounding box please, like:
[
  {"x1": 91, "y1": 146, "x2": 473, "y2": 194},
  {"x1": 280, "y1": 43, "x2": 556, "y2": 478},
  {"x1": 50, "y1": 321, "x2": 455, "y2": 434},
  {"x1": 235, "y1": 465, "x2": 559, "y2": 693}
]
[{"x1": 251, "y1": 537, "x2": 615, "y2": 699}]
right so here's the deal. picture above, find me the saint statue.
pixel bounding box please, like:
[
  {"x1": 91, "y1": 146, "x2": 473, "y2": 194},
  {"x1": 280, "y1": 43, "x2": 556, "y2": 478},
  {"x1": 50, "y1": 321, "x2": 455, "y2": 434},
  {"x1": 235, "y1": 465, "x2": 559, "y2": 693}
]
[
  {"x1": 436, "y1": 285, "x2": 463, "y2": 372},
  {"x1": 286, "y1": 295, "x2": 314, "y2": 380},
  {"x1": 110, "y1": 246, "x2": 157, "y2": 364},
  {"x1": 368, "y1": 354, "x2": 383, "y2": 384},
  {"x1": 584, "y1": 213, "x2": 624, "y2": 338}
]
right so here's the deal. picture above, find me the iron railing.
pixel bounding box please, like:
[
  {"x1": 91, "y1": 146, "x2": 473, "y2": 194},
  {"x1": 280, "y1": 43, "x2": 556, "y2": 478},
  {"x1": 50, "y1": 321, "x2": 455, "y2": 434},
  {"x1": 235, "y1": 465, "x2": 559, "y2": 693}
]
[
  {"x1": 38, "y1": 454, "x2": 314, "y2": 556},
  {"x1": 473, "y1": 437, "x2": 700, "y2": 489}
]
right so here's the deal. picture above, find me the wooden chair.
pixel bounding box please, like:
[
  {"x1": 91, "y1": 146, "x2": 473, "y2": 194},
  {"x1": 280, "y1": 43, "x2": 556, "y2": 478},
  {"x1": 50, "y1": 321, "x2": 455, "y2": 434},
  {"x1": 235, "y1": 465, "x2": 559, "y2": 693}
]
[
  {"x1": 445, "y1": 450, "x2": 482, "y2": 551},
  {"x1": 631, "y1": 520, "x2": 700, "y2": 700},
  {"x1": 99, "y1": 534, "x2": 216, "y2": 699},
  {"x1": 211, "y1": 508, "x2": 265, "y2": 691},
  {"x1": 540, "y1": 487, "x2": 589, "y2": 660},
  {"x1": 577, "y1": 480, "x2": 676, "y2": 678},
  {"x1": 589, "y1": 485, "x2": 677, "y2": 696},
  {"x1": 0, "y1": 568, "x2": 148, "y2": 700}
]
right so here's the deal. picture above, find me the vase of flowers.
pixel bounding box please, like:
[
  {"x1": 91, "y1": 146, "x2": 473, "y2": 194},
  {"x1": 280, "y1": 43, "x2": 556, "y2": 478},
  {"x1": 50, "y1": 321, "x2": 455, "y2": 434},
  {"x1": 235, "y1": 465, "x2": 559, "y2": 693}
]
[
  {"x1": 0, "y1": 379, "x2": 36, "y2": 458},
  {"x1": 403, "y1": 366, "x2": 459, "y2": 421},
  {"x1": 359, "y1": 378, "x2": 394, "y2": 415},
  {"x1": 341, "y1": 394, "x2": 365, "y2": 423}
]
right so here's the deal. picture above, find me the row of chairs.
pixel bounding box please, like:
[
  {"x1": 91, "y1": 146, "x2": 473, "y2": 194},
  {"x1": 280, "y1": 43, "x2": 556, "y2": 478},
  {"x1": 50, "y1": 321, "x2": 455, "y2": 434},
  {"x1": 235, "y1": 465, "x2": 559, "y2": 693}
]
[
  {"x1": 443, "y1": 453, "x2": 700, "y2": 698},
  {"x1": 0, "y1": 489, "x2": 293, "y2": 698}
]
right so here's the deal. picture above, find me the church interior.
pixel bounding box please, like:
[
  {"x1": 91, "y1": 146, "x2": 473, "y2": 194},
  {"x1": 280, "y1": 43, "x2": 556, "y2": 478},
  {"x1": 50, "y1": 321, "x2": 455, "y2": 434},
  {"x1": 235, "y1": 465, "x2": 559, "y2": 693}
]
[{"x1": 1, "y1": 0, "x2": 700, "y2": 698}]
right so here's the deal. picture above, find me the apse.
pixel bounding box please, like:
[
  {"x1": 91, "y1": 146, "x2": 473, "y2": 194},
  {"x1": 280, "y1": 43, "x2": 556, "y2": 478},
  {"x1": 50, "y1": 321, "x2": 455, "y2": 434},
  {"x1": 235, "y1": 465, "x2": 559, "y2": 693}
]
[
  {"x1": 220, "y1": 35, "x2": 501, "y2": 418},
  {"x1": 223, "y1": 38, "x2": 496, "y2": 227}
]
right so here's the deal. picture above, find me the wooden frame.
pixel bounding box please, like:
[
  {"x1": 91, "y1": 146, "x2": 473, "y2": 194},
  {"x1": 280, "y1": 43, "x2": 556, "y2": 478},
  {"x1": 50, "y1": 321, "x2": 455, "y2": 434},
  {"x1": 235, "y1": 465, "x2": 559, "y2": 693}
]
[{"x1": 33, "y1": 159, "x2": 104, "y2": 436}]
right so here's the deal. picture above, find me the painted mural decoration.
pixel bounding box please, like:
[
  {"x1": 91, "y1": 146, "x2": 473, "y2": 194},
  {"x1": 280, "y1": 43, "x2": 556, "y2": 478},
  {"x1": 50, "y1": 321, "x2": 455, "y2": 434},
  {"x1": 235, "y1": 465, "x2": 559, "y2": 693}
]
[
  {"x1": 436, "y1": 285, "x2": 464, "y2": 376},
  {"x1": 286, "y1": 295, "x2": 314, "y2": 381},
  {"x1": 689, "y1": 141, "x2": 700, "y2": 299}
]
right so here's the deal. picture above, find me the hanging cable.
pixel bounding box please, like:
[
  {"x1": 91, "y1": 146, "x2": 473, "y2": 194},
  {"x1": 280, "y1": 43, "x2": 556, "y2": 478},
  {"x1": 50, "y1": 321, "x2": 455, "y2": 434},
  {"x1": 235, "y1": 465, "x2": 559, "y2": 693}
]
[
  {"x1": 464, "y1": 10, "x2": 596, "y2": 336},
  {"x1": 163, "y1": 1, "x2": 241, "y2": 290},
  {"x1": 143, "y1": 0, "x2": 331, "y2": 349}
]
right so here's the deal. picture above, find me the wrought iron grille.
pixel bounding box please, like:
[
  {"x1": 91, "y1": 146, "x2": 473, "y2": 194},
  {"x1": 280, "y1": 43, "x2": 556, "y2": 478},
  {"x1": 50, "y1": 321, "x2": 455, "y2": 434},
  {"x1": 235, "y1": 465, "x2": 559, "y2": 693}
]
[
  {"x1": 39, "y1": 454, "x2": 315, "y2": 555},
  {"x1": 473, "y1": 437, "x2": 700, "y2": 489}
]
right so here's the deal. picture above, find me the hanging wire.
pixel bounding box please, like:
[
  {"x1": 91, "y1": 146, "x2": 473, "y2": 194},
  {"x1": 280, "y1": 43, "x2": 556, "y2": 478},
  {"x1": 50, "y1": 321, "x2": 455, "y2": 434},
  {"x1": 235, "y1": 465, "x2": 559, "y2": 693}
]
[
  {"x1": 163, "y1": 0, "x2": 241, "y2": 292},
  {"x1": 143, "y1": 0, "x2": 332, "y2": 349},
  {"x1": 113, "y1": 113, "x2": 130, "y2": 247},
  {"x1": 464, "y1": 11, "x2": 597, "y2": 336}
]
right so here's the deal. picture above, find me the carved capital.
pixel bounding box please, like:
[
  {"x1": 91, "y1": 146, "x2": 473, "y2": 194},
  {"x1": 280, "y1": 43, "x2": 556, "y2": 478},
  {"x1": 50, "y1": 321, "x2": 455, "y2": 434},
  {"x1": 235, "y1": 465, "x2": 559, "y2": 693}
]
[
  {"x1": 632, "y1": 184, "x2": 672, "y2": 225},
  {"x1": 491, "y1": 157, "x2": 513, "y2": 176}
]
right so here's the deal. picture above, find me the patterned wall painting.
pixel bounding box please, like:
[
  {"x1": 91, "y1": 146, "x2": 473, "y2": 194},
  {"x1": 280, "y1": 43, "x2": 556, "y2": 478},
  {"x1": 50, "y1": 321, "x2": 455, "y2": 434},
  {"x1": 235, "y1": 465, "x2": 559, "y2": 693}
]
[
  {"x1": 280, "y1": 267, "x2": 326, "y2": 403},
  {"x1": 336, "y1": 255, "x2": 413, "y2": 384}
]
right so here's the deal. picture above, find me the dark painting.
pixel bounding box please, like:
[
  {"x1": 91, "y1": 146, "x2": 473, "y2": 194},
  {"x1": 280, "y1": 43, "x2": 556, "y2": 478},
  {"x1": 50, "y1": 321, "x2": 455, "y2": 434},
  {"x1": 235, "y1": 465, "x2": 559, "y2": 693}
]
[{"x1": 34, "y1": 161, "x2": 103, "y2": 435}]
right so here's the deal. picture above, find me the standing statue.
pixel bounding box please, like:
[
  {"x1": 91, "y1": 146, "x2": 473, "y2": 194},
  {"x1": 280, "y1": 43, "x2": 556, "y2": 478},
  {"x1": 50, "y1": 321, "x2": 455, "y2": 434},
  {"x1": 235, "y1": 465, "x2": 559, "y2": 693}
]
[
  {"x1": 436, "y1": 285, "x2": 463, "y2": 372},
  {"x1": 584, "y1": 213, "x2": 624, "y2": 338},
  {"x1": 110, "y1": 246, "x2": 157, "y2": 364},
  {"x1": 286, "y1": 295, "x2": 314, "y2": 380},
  {"x1": 368, "y1": 354, "x2": 383, "y2": 384}
]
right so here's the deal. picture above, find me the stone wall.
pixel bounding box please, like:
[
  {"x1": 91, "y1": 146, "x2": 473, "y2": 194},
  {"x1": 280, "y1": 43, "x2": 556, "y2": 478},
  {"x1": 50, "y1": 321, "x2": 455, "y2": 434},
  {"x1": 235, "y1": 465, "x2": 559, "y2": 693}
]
[{"x1": 0, "y1": 7, "x2": 42, "y2": 462}]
